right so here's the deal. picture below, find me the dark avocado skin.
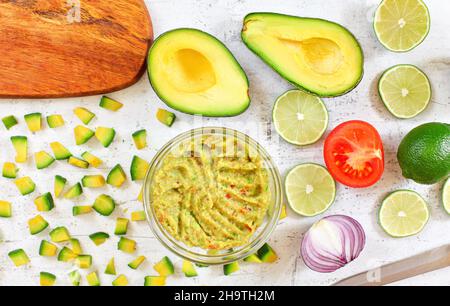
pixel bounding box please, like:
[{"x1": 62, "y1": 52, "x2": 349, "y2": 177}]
[{"x1": 397, "y1": 123, "x2": 450, "y2": 185}]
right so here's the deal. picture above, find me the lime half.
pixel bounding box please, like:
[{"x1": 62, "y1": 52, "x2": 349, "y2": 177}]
[
  {"x1": 285, "y1": 163, "x2": 336, "y2": 217},
  {"x1": 374, "y1": 0, "x2": 430, "y2": 52},
  {"x1": 273, "y1": 90, "x2": 328, "y2": 146},
  {"x1": 379, "y1": 190, "x2": 429, "y2": 238},
  {"x1": 443, "y1": 178, "x2": 450, "y2": 215},
  {"x1": 379, "y1": 65, "x2": 431, "y2": 119}
]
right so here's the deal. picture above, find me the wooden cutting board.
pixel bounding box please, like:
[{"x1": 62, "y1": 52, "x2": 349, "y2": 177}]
[{"x1": 0, "y1": 0, "x2": 153, "y2": 98}]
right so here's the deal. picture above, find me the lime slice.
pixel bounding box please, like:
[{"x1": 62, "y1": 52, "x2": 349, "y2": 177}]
[
  {"x1": 378, "y1": 65, "x2": 431, "y2": 119},
  {"x1": 273, "y1": 90, "x2": 328, "y2": 146},
  {"x1": 374, "y1": 0, "x2": 430, "y2": 52},
  {"x1": 443, "y1": 178, "x2": 450, "y2": 215},
  {"x1": 379, "y1": 190, "x2": 429, "y2": 238},
  {"x1": 285, "y1": 163, "x2": 336, "y2": 217}
]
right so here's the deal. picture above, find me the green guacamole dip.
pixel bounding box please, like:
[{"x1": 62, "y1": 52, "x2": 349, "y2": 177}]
[{"x1": 151, "y1": 135, "x2": 271, "y2": 250}]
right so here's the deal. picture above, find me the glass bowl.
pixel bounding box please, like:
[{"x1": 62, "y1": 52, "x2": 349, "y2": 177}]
[{"x1": 143, "y1": 127, "x2": 282, "y2": 265}]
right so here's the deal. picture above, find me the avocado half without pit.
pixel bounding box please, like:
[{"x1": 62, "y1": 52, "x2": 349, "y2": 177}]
[
  {"x1": 147, "y1": 28, "x2": 250, "y2": 117},
  {"x1": 242, "y1": 13, "x2": 364, "y2": 97}
]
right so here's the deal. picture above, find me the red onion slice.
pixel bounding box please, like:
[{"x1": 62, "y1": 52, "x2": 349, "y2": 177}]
[{"x1": 301, "y1": 215, "x2": 366, "y2": 273}]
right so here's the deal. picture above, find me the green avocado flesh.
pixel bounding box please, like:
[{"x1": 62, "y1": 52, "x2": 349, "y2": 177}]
[
  {"x1": 148, "y1": 28, "x2": 250, "y2": 117},
  {"x1": 242, "y1": 13, "x2": 364, "y2": 97}
]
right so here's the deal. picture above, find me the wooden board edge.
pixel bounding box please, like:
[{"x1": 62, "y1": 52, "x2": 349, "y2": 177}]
[{"x1": 0, "y1": 0, "x2": 154, "y2": 100}]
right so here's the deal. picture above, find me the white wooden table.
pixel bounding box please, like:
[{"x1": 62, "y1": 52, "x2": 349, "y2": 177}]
[{"x1": 0, "y1": 0, "x2": 449, "y2": 286}]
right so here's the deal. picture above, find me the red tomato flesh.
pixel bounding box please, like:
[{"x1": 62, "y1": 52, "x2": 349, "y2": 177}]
[{"x1": 324, "y1": 121, "x2": 384, "y2": 188}]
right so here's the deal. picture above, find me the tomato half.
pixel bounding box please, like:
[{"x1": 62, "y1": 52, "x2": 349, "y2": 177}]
[{"x1": 324, "y1": 121, "x2": 384, "y2": 188}]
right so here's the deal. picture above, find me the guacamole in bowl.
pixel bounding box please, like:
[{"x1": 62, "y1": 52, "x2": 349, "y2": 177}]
[{"x1": 144, "y1": 127, "x2": 282, "y2": 265}]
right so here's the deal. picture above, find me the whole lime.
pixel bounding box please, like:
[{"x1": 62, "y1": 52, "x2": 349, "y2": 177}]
[{"x1": 397, "y1": 122, "x2": 450, "y2": 185}]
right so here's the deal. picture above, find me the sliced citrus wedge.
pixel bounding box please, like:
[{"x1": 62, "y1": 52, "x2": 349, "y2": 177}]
[
  {"x1": 273, "y1": 90, "x2": 328, "y2": 146},
  {"x1": 285, "y1": 163, "x2": 336, "y2": 217},
  {"x1": 379, "y1": 190, "x2": 429, "y2": 238},
  {"x1": 379, "y1": 64, "x2": 431, "y2": 119},
  {"x1": 443, "y1": 178, "x2": 450, "y2": 215},
  {"x1": 374, "y1": 0, "x2": 430, "y2": 52}
]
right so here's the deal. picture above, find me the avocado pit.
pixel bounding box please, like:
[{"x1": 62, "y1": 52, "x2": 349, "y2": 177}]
[{"x1": 169, "y1": 48, "x2": 217, "y2": 93}]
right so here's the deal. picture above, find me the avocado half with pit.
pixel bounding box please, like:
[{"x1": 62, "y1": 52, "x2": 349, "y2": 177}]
[
  {"x1": 242, "y1": 13, "x2": 364, "y2": 97},
  {"x1": 148, "y1": 29, "x2": 250, "y2": 117}
]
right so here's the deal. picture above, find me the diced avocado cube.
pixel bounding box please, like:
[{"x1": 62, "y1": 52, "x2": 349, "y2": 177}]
[
  {"x1": 153, "y1": 256, "x2": 174, "y2": 277},
  {"x1": 99, "y1": 96, "x2": 123, "y2": 111},
  {"x1": 81, "y1": 151, "x2": 102, "y2": 168},
  {"x1": 54, "y1": 175, "x2": 67, "y2": 198},
  {"x1": 114, "y1": 218, "x2": 129, "y2": 236},
  {"x1": 182, "y1": 260, "x2": 198, "y2": 277},
  {"x1": 89, "y1": 232, "x2": 110, "y2": 246},
  {"x1": 131, "y1": 210, "x2": 146, "y2": 222},
  {"x1": 40, "y1": 272, "x2": 56, "y2": 286},
  {"x1": 50, "y1": 142, "x2": 72, "y2": 160},
  {"x1": 57, "y1": 247, "x2": 77, "y2": 262},
  {"x1": 24, "y1": 113, "x2": 42, "y2": 132},
  {"x1": 105, "y1": 258, "x2": 117, "y2": 275},
  {"x1": 117, "y1": 237, "x2": 136, "y2": 254},
  {"x1": 112, "y1": 274, "x2": 128, "y2": 286},
  {"x1": 0, "y1": 201, "x2": 12, "y2": 218},
  {"x1": 34, "y1": 151, "x2": 54, "y2": 170},
  {"x1": 86, "y1": 271, "x2": 101, "y2": 286},
  {"x1": 243, "y1": 254, "x2": 263, "y2": 263},
  {"x1": 75, "y1": 255, "x2": 92, "y2": 269},
  {"x1": 95, "y1": 127, "x2": 116, "y2": 148},
  {"x1": 34, "y1": 192, "x2": 55, "y2": 212},
  {"x1": 15, "y1": 176, "x2": 36, "y2": 195},
  {"x1": 144, "y1": 276, "x2": 166, "y2": 286},
  {"x1": 68, "y1": 270, "x2": 81, "y2": 286},
  {"x1": 55, "y1": 247, "x2": 75, "y2": 261},
  {"x1": 8, "y1": 249, "x2": 30, "y2": 267},
  {"x1": 107, "y1": 164, "x2": 127, "y2": 187},
  {"x1": 93, "y1": 194, "x2": 115, "y2": 216},
  {"x1": 39, "y1": 240, "x2": 58, "y2": 257},
  {"x1": 70, "y1": 238, "x2": 83, "y2": 255},
  {"x1": 35, "y1": 151, "x2": 55, "y2": 170},
  {"x1": 11, "y1": 136, "x2": 27, "y2": 163},
  {"x1": 46, "y1": 114, "x2": 65, "y2": 128},
  {"x1": 132, "y1": 129, "x2": 147, "y2": 150},
  {"x1": 137, "y1": 186, "x2": 144, "y2": 203},
  {"x1": 2, "y1": 162, "x2": 18, "y2": 179},
  {"x1": 68, "y1": 156, "x2": 89, "y2": 169},
  {"x1": 73, "y1": 107, "x2": 95, "y2": 125},
  {"x1": 28, "y1": 215, "x2": 49, "y2": 235},
  {"x1": 128, "y1": 255, "x2": 146, "y2": 270},
  {"x1": 74, "y1": 125, "x2": 94, "y2": 145},
  {"x1": 257, "y1": 243, "x2": 278, "y2": 263},
  {"x1": 2, "y1": 115, "x2": 18, "y2": 130},
  {"x1": 156, "y1": 109, "x2": 176, "y2": 127},
  {"x1": 49, "y1": 226, "x2": 71, "y2": 243},
  {"x1": 81, "y1": 175, "x2": 106, "y2": 188},
  {"x1": 280, "y1": 204, "x2": 287, "y2": 220},
  {"x1": 130, "y1": 155, "x2": 150, "y2": 181},
  {"x1": 72, "y1": 206, "x2": 93, "y2": 216},
  {"x1": 224, "y1": 261, "x2": 240, "y2": 275},
  {"x1": 64, "y1": 183, "x2": 83, "y2": 199}
]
